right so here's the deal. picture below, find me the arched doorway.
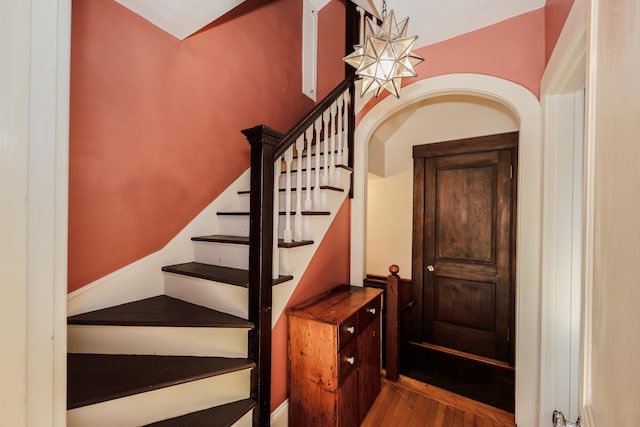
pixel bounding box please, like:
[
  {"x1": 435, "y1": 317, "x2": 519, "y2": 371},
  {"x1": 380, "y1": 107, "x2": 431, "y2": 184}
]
[{"x1": 351, "y1": 74, "x2": 542, "y2": 426}]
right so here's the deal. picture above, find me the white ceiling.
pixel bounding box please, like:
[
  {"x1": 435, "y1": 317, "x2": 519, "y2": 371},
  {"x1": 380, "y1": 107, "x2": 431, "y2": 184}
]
[
  {"x1": 115, "y1": 0, "x2": 246, "y2": 40},
  {"x1": 115, "y1": 0, "x2": 545, "y2": 45}
]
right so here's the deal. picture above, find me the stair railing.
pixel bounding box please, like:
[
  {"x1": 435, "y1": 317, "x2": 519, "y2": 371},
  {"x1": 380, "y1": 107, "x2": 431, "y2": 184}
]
[
  {"x1": 240, "y1": 3, "x2": 361, "y2": 424},
  {"x1": 241, "y1": 74, "x2": 355, "y2": 426}
]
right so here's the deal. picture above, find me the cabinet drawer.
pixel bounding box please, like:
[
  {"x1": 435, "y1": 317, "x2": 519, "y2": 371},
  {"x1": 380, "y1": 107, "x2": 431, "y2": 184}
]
[
  {"x1": 338, "y1": 338, "x2": 358, "y2": 386},
  {"x1": 337, "y1": 311, "x2": 358, "y2": 350},
  {"x1": 358, "y1": 295, "x2": 381, "y2": 330}
]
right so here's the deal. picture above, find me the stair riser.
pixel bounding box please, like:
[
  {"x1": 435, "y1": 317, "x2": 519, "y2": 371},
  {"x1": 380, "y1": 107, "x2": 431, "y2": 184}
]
[
  {"x1": 194, "y1": 242, "x2": 298, "y2": 273},
  {"x1": 67, "y1": 368, "x2": 251, "y2": 427},
  {"x1": 277, "y1": 168, "x2": 343, "y2": 189},
  {"x1": 237, "y1": 190, "x2": 327, "y2": 212},
  {"x1": 289, "y1": 153, "x2": 328, "y2": 172},
  {"x1": 164, "y1": 274, "x2": 248, "y2": 319},
  {"x1": 68, "y1": 325, "x2": 249, "y2": 358},
  {"x1": 231, "y1": 410, "x2": 253, "y2": 427},
  {"x1": 218, "y1": 215, "x2": 314, "y2": 241},
  {"x1": 194, "y1": 241, "x2": 249, "y2": 270}
]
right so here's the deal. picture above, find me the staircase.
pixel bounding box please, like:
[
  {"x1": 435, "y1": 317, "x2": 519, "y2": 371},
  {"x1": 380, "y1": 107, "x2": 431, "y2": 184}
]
[{"x1": 67, "y1": 76, "x2": 356, "y2": 426}]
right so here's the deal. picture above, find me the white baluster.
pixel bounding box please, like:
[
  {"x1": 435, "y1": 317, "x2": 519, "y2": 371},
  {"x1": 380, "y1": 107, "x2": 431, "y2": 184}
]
[
  {"x1": 343, "y1": 90, "x2": 350, "y2": 170},
  {"x1": 313, "y1": 117, "x2": 322, "y2": 208},
  {"x1": 273, "y1": 159, "x2": 281, "y2": 279},
  {"x1": 283, "y1": 146, "x2": 293, "y2": 243},
  {"x1": 304, "y1": 128, "x2": 313, "y2": 211},
  {"x1": 336, "y1": 95, "x2": 344, "y2": 167},
  {"x1": 295, "y1": 136, "x2": 304, "y2": 241},
  {"x1": 329, "y1": 101, "x2": 337, "y2": 186},
  {"x1": 322, "y1": 110, "x2": 330, "y2": 186}
]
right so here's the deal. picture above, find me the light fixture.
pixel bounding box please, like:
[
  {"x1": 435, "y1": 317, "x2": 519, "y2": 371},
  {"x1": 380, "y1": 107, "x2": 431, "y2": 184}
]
[{"x1": 344, "y1": 1, "x2": 423, "y2": 98}]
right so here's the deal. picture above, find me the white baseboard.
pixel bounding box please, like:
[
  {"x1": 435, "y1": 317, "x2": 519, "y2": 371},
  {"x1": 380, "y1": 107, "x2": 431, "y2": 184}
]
[
  {"x1": 67, "y1": 169, "x2": 250, "y2": 316},
  {"x1": 270, "y1": 399, "x2": 289, "y2": 427}
]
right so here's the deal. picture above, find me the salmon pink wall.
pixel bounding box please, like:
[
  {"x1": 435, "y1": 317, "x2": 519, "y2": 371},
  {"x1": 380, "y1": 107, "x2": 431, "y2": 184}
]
[
  {"x1": 271, "y1": 199, "x2": 351, "y2": 411},
  {"x1": 69, "y1": 0, "x2": 345, "y2": 292},
  {"x1": 317, "y1": 1, "x2": 346, "y2": 100},
  {"x1": 358, "y1": 8, "x2": 545, "y2": 121},
  {"x1": 545, "y1": 0, "x2": 575, "y2": 63}
]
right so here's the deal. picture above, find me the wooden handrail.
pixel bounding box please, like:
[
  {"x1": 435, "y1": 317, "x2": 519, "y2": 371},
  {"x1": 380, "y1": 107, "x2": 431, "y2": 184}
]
[{"x1": 276, "y1": 75, "x2": 355, "y2": 159}]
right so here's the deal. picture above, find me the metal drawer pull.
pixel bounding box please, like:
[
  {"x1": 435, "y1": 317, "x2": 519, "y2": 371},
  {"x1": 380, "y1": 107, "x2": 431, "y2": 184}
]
[
  {"x1": 346, "y1": 326, "x2": 355, "y2": 334},
  {"x1": 347, "y1": 357, "x2": 355, "y2": 365},
  {"x1": 367, "y1": 308, "x2": 376, "y2": 314}
]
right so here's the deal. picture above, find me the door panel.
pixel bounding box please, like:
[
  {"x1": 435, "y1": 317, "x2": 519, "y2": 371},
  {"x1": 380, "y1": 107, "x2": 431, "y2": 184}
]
[{"x1": 436, "y1": 164, "x2": 494, "y2": 263}]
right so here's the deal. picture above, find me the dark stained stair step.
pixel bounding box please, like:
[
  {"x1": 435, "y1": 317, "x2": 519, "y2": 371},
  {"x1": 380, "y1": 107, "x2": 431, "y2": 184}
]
[
  {"x1": 144, "y1": 398, "x2": 256, "y2": 427},
  {"x1": 67, "y1": 295, "x2": 253, "y2": 328},
  {"x1": 162, "y1": 262, "x2": 293, "y2": 287},
  {"x1": 192, "y1": 234, "x2": 314, "y2": 248},
  {"x1": 278, "y1": 164, "x2": 353, "y2": 173},
  {"x1": 217, "y1": 211, "x2": 330, "y2": 216},
  {"x1": 67, "y1": 354, "x2": 254, "y2": 409},
  {"x1": 237, "y1": 185, "x2": 344, "y2": 195}
]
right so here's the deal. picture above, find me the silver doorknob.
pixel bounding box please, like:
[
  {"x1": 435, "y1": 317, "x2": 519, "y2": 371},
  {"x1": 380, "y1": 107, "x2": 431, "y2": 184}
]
[{"x1": 426, "y1": 265, "x2": 435, "y2": 272}]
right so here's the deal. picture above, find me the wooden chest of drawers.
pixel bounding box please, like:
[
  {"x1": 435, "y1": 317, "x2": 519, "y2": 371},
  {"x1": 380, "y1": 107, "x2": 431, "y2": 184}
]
[{"x1": 287, "y1": 286, "x2": 383, "y2": 426}]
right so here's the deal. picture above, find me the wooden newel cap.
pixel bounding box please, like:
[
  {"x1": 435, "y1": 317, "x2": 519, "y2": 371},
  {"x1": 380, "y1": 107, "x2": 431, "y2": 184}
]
[{"x1": 389, "y1": 265, "x2": 400, "y2": 276}]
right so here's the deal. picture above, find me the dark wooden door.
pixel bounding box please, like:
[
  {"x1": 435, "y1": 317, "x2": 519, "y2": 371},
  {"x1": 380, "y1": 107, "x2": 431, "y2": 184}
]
[{"x1": 411, "y1": 133, "x2": 517, "y2": 364}]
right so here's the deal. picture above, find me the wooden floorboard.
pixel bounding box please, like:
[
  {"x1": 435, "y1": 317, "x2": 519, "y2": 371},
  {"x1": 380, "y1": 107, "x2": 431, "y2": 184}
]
[{"x1": 361, "y1": 376, "x2": 515, "y2": 427}]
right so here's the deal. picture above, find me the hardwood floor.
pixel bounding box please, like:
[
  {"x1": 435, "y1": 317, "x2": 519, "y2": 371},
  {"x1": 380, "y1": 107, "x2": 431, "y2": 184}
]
[{"x1": 361, "y1": 375, "x2": 515, "y2": 427}]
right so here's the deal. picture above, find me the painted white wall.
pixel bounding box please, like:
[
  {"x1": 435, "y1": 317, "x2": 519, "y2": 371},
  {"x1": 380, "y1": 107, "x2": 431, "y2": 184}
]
[
  {"x1": 583, "y1": 0, "x2": 640, "y2": 424},
  {"x1": 366, "y1": 95, "x2": 518, "y2": 277},
  {"x1": 0, "y1": 1, "x2": 31, "y2": 424}
]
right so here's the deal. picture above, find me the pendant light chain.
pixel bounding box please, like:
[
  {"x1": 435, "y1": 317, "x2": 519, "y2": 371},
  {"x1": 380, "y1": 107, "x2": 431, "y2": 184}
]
[{"x1": 382, "y1": 0, "x2": 388, "y2": 19}]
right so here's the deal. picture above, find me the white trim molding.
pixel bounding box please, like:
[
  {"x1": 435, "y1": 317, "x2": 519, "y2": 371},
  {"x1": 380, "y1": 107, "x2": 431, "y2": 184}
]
[
  {"x1": 539, "y1": 0, "x2": 588, "y2": 424},
  {"x1": 26, "y1": 0, "x2": 71, "y2": 425},
  {"x1": 351, "y1": 73, "x2": 542, "y2": 426},
  {"x1": 302, "y1": 0, "x2": 330, "y2": 100},
  {"x1": 270, "y1": 398, "x2": 289, "y2": 427}
]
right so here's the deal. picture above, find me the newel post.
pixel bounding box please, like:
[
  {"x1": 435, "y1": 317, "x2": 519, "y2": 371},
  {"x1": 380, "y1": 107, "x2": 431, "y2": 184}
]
[
  {"x1": 241, "y1": 125, "x2": 283, "y2": 427},
  {"x1": 386, "y1": 264, "x2": 401, "y2": 381}
]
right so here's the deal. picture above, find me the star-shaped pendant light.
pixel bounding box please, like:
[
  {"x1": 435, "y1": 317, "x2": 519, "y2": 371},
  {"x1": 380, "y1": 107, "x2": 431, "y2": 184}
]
[{"x1": 344, "y1": 6, "x2": 423, "y2": 98}]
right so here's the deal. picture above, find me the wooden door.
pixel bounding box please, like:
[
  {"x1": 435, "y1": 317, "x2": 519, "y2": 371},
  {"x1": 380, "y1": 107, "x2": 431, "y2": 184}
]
[{"x1": 411, "y1": 133, "x2": 517, "y2": 364}]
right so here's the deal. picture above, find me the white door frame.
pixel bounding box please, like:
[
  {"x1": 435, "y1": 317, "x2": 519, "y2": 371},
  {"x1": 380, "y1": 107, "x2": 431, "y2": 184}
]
[
  {"x1": 539, "y1": 0, "x2": 588, "y2": 425},
  {"x1": 352, "y1": 73, "x2": 542, "y2": 426},
  {"x1": 26, "y1": 0, "x2": 70, "y2": 424}
]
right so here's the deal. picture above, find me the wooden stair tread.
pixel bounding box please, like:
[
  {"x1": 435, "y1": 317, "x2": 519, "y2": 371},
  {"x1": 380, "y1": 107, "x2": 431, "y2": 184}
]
[
  {"x1": 217, "y1": 210, "x2": 330, "y2": 216},
  {"x1": 162, "y1": 262, "x2": 293, "y2": 287},
  {"x1": 67, "y1": 354, "x2": 254, "y2": 409},
  {"x1": 278, "y1": 164, "x2": 353, "y2": 173},
  {"x1": 145, "y1": 398, "x2": 256, "y2": 427},
  {"x1": 67, "y1": 295, "x2": 253, "y2": 328},
  {"x1": 237, "y1": 185, "x2": 344, "y2": 195},
  {"x1": 192, "y1": 234, "x2": 314, "y2": 248}
]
